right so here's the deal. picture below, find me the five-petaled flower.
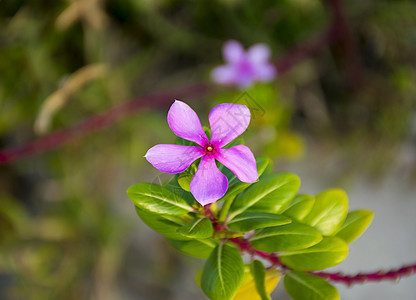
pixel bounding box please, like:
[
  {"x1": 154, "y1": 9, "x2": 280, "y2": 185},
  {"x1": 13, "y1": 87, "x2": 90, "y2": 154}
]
[
  {"x1": 145, "y1": 100, "x2": 258, "y2": 206},
  {"x1": 211, "y1": 40, "x2": 277, "y2": 89}
]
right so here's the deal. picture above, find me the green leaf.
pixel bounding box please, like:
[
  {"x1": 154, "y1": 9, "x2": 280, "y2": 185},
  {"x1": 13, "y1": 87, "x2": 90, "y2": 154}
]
[
  {"x1": 201, "y1": 243, "x2": 245, "y2": 300},
  {"x1": 220, "y1": 157, "x2": 273, "y2": 203},
  {"x1": 127, "y1": 183, "x2": 193, "y2": 215},
  {"x1": 218, "y1": 157, "x2": 273, "y2": 223},
  {"x1": 228, "y1": 173, "x2": 300, "y2": 220},
  {"x1": 135, "y1": 207, "x2": 190, "y2": 240},
  {"x1": 302, "y1": 189, "x2": 348, "y2": 236},
  {"x1": 177, "y1": 173, "x2": 193, "y2": 192},
  {"x1": 250, "y1": 260, "x2": 271, "y2": 300},
  {"x1": 165, "y1": 176, "x2": 195, "y2": 206},
  {"x1": 280, "y1": 237, "x2": 349, "y2": 271},
  {"x1": 251, "y1": 223, "x2": 322, "y2": 252},
  {"x1": 170, "y1": 239, "x2": 217, "y2": 259},
  {"x1": 227, "y1": 212, "x2": 291, "y2": 232},
  {"x1": 335, "y1": 210, "x2": 374, "y2": 244},
  {"x1": 283, "y1": 194, "x2": 315, "y2": 221},
  {"x1": 284, "y1": 271, "x2": 339, "y2": 300},
  {"x1": 177, "y1": 218, "x2": 214, "y2": 239}
]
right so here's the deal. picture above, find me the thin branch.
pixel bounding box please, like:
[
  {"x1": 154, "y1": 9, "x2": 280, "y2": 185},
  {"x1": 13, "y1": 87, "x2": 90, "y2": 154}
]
[
  {"x1": 0, "y1": 83, "x2": 209, "y2": 165},
  {"x1": 227, "y1": 236, "x2": 416, "y2": 286},
  {"x1": 313, "y1": 264, "x2": 416, "y2": 286},
  {"x1": 325, "y1": 0, "x2": 364, "y2": 89}
]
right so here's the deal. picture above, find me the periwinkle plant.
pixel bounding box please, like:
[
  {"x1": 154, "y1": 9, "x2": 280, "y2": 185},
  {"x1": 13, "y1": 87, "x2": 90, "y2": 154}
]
[
  {"x1": 211, "y1": 40, "x2": 277, "y2": 89},
  {"x1": 127, "y1": 101, "x2": 374, "y2": 300}
]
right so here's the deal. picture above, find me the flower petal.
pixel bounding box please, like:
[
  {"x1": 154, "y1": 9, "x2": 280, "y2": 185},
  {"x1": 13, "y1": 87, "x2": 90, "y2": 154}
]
[
  {"x1": 211, "y1": 65, "x2": 236, "y2": 85},
  {"x1": 254, "y1": 64, "x2": 276, "y2": 82},
  {"x1": 168, "y1": 100, "x2": 209, "y2": 146},
  {"x1": 215, "y1": 145, "x2": 258, "y2": 183},
  {"x1": 190, "y1": 156, "x2": 228, "y2": 206},
  {"x1": 145, "y1": 144, "x2": 204, "y2": 173},
  {"x1": 248, "y1": 44, "x2": 271, "y2": 64},
  {"x1": 209, "y1": 103, "x2": 251, "y2": 148},
  {"x1": 223, "y1": 40, "x2": 245, "y2": 64}
]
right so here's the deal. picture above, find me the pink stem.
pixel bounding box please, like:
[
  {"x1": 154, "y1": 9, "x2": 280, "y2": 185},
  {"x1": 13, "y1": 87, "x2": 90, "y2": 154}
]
[
  {"x1": 325, "y1": 0, "x2": 364, "y2": 89},
  {"x1": 0, "y1": 83, "x2": 209, "y2": 165},
  {"x1": 313, "y1": 264, "x2": 416, "y2": 285},
  {"x1": 227, "y1": 236, "x2": 416, "y2": 285}
]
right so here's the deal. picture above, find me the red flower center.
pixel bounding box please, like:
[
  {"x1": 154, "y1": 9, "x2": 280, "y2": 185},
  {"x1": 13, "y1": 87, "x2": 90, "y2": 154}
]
[{"x1": 204, "y1": 144, "x2": 217, "y2": 156}]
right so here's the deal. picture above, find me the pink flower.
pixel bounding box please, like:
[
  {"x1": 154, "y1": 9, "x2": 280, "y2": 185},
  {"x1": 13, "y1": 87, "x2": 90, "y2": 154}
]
[
  {"x1": 145, "y1": 100, "x2": 258, "y2": 206},
  {"x1": 211, "y1": 40, "x2": 277, "y2": 89}
]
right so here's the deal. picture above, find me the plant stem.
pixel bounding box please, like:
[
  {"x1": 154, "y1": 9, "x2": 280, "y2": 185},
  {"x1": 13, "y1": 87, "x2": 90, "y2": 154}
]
[
  {"x1": 313, "y1": 264, "x2": 416, "y2": 286},
  {"x1": 218, "y1": 196, "x2": 234, "y2": 222},
  {"x1": 227, "y1": 236, "x2": 416, "y2": 286}
]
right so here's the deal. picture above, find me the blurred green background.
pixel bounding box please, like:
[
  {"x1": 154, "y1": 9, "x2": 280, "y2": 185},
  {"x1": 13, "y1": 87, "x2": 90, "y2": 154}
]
[{"x1": 1, "y1": 0, "x2": 416, "y2": 299}]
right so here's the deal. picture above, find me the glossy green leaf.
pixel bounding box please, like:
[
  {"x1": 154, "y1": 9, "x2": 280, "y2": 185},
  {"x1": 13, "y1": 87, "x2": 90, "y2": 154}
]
[
  {"x1": 228, "y1": 173, "x2": 300, "y2": 220},
  {"x1": 170, "y1": 239, "x2": 217, "y2": 259},
  {"x1": 251, "y1": 223, "x2": 322, "y2": 252},
  {"x1": 335, "y1": 210, "x2": 374, "y2": 244},
  {"x1": 250, "y1": 260, "x2": 271, "y2": 300},
  {"x1": 302, "y1": 189, "x2": 348, "y2": 236},
  {"x1": 220, "y1": 157, "x2": 273, "y2": 203},
  {"x1": 283, "y1": 194, "x2": 315, "y2": 221},
  {"x1": 201, "y1": 243, "x2": 244, "y2": 300},
  {"x1": 284, "y1": 271, "x2": 339, "y2": 300},
  {"x1": 127, "y1": 183, "x2": 193, "y2": 215},
  {"x1": 280, "y1": 237, "x2": 349, "y2": 271},
  {"x1": 177, "y1": 173, "x2": 193, "y2": 192},
  {"x1": 177, "y1": 218, "x2": 214, "y2": 239},
  {"x1": 165, "y1": 176, "x2": 196, "y2": 206},
  {"x1": 218, "y1": 157, "x2": 273, "y2": 223},
  {"x1": 135, "y1": 207, "x2": 190, "y2": 240},
  {"x1": 226, "y1": 212, "x2": 291, "y2": 232}
]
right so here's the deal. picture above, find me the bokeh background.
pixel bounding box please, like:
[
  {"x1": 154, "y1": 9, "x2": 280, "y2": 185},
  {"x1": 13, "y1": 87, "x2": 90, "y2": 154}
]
[{"x1": 1, "y1": 0, "x2": 416, "y2": 299}]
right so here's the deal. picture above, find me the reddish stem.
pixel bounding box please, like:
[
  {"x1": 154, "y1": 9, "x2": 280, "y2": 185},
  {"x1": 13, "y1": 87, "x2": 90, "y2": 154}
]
[
  {"x1": 0, "y1": 83, "x2": 209, "y2": 165},
  {"x1": 227, "y1": 236, "x2": 416, "y2": 285},
  {"x1": 313, "y1": 264, "x2": 416, "y2": 286},
  {"x1": 325, "y1": 0, "x2": 364, "y2": 89}
]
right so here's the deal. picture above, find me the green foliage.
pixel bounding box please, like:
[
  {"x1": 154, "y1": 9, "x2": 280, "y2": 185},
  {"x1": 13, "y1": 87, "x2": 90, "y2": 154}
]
[
  {"x1": 220, "y1": 157, "x2": 273, "y2": 205},
  {"x1": 280, "y1": 237, "x2": 349, "y2": 271},
  {"x1": 136, "y1": 208, "x2": 190, "y2": 240},
  {"x1": 335, "y1": 210, "x2": 374, "y2": 244},
  {"x1": 201, "y1": 243, "x2": 245, "y2": 300},
  {"x1": 284, "y1": 271, "x2": 339, "y2": 300},
  {"x1": 251, "y1": 223, "x2": 323, "y2": 252},
  {"x1": 218, "y1": 157, "x2": 273, "y2": 222},
  {"x1": 170, "y1": 239, "x2": 217, "y2": 259},
  {"x1": 302, "y1": 189, "x2": 348, "y2": 236},
  {"x1": 127, "y1": 183, "x2": 194, "y2": 215},
  {"x1": 178, "y1": 172, "x2": 193, "y2": 191},
  {"x1": 128, "y1": 166, "x2": 372, "y2": 300},
  {"x1": 283, "y1": 194, "x2": 315, "y2": 221},
  {"x1": 228, "y1": 172, "x2": 300, "y2": 220},
  {"x1": 177, "y1": 217, "x2": 214, "y2": 239},
  {"x1": 226, "y1": 212, "x2": 291, "y2": 232},
  {"x1": 250, "y1": 260, "x2": 272, "y2": 300}
]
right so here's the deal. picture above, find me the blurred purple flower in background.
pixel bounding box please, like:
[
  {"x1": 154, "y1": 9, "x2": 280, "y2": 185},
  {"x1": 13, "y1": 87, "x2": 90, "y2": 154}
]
[
  {"x1": 211, "y1": 40, "x2": 277, "y2": 89},
  {"x1": 145, "y1": 100, "x2": 258, "y2": 206}
]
